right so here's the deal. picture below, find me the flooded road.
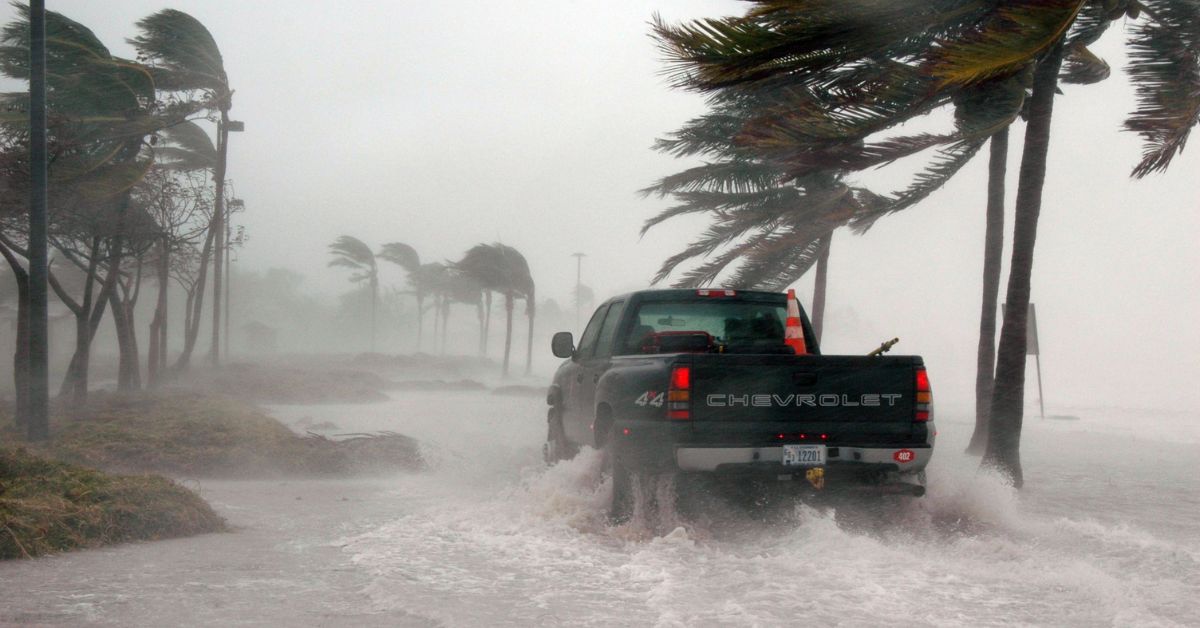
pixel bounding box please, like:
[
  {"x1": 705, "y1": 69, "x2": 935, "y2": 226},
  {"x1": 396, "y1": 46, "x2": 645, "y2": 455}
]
[{"x1": 2, "y1": 390, "x2": 1197, "y2": 626}]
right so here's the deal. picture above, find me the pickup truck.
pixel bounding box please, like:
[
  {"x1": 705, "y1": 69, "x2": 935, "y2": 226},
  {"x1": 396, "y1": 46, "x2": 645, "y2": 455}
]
[{"x1": 545, "y1": 289, "x2": 934, "y2": 521}]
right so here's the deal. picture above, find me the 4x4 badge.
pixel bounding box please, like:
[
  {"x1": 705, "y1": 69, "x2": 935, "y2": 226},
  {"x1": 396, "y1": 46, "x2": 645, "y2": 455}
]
[{"x1": 634, "y1": 391, "x2": 665, "y2": 407}]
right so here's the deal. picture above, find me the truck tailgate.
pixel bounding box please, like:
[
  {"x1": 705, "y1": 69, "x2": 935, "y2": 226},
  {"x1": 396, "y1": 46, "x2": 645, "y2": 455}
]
[{"x1": 685, "y1": 354, "x2": 924, "y2": 445}]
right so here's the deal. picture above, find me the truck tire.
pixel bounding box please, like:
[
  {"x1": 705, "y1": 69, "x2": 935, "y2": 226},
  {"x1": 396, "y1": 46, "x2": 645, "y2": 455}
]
[
  {"x1": 542, "y1": 406, "x2": 576, "y2": 465},
  {"x1": 603, "y1": 440, "x2": 634, "y2": 523}
]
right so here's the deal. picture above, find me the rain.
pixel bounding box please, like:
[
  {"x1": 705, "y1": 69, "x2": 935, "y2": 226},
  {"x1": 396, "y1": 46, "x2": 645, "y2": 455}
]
[{"x1": 0, "y1": 2, "x2": 1197, "y2": 626}]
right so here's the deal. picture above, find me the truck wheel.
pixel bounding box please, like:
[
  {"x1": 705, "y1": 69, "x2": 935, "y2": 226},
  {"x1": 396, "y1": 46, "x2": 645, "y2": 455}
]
[
  {"x1": 543, "y1": 407, "x2": 576, "y2": 465},
  {"x1": 603, "y1": 440, "x2": 634, "y2": 523}
]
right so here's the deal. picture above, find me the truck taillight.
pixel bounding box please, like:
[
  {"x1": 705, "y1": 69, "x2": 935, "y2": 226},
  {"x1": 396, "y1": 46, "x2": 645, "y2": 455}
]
[
  {"x1": 915, "y1": 367, "x2": 932, "y2": 422},
  {"x1": 667, "y1": 365, "x2": 691, "y2": 420}
]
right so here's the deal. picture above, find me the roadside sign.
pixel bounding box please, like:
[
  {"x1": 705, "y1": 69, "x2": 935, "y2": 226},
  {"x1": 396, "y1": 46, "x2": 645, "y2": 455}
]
[
  {"x1": 1001, "y1": 302, "x2": 1045, "y2": 419},
  {"x1": 1026, "y1": 303, "x2": 1040, "y2": 355}
]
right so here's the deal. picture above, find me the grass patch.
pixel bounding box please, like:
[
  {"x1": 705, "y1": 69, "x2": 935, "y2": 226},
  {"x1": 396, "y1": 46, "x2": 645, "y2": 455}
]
[
  {"x1": 15, "y1": 391, "x2": 422, "y2": 478},
  {"x1": 0, "y1": 447, "x2": 225, "y2": 560}
]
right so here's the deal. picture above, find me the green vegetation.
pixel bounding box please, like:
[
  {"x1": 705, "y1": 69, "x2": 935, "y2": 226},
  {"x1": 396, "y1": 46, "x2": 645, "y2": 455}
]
[{"x1": 0, "y1": 447, "x2": 225, "y2": 559}]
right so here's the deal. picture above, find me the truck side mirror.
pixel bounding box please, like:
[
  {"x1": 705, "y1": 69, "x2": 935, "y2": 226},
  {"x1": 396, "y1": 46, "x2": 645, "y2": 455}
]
[{"x1": 551, "y1": 332, "x2": 575, "y2": 359}]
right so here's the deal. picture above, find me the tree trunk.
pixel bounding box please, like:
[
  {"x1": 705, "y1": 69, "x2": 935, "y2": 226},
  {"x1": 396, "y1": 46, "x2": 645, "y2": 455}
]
[
  {"x1": 158, "y1": 248, "x2": 167, "y2": 372},
  {"x1": 811, "y1": 233, "x2": 832, "y2": 343},
  {"x1": 967, "y1": 128, "x2": 1010, "y2": 455},
  {"x1": 147, "y1": 304, "x2": 162, "y2": 386},
  {"x1": 369, "y1": 275, "x2": 377, "y2": 352},
  {"x1": 175, "y1": 224, "x2": 216, "y2": 371},
  {"x1": 209, "y1": 110, "x2": 230, "y2": 366},
  {"x1": 50, "y1": 237, "x2": 108, "y2": 408},
  {"x1": 148, "y1": 238, "x2": 169, "y2": 387},
  {"x1": 441, "y1": 296, "x2": 450, "y2": 356},
  {"x1": 107, "y1": 242, "x2": 142, "y2": 392},
  {"x1": 483, "y1": 291, "x2": 493, "y2": 357},
  {"x1": 429, "y1": 298, "x2": 438, "y2": 353},
  {"x1": 502, "y1": 292, "x2": 514, "y2": 377},
  {"x1": 983, "y1": 42, "x2": 1066, "y2": 488},
  {"x1": 476, "y1": 297, "x2": 484, "y2": 356},
  {"x1": 1, "y1": 242, "x2": 30, "y2": 428},
  {"x1": 525, "y1": 295, "x2": 535, "y2": 376},
  {"x1": 111, "y1": 281, "x2": 142, "y2": 392},
  {"x1": 416, "y1": 292, "x2": 424, "y2": 351}
]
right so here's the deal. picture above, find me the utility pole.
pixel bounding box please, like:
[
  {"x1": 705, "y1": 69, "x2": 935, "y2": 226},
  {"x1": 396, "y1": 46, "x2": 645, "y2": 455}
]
[
  {"x1": 209, "y1": 118, "x2": 242, "y2": 366},
  {"x1": 223, "y1": 199, "x2": 243, "y2": 360},
  {"x1": 571, "y1": 252, "x2": 586, "y2": 331},
  {"x1": 27, "y1": 0, "x2": 49, "y2": 440}
]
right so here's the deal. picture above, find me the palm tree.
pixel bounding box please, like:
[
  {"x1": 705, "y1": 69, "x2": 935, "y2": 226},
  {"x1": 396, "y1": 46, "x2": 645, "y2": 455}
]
[
  {"x1": 649, "y1": 0, "x2": 1197, "y2": 484},
  {"x1": 965, "y1": 128, "x2": 1009, "y2": 455},
  {"x1": 455, "y1": 243, "x2": 535, "y2": 376},
  {"x1": 410, "y1": 261, "x2": 448, "y2": 353},
  {"x1": 131, "y1": 9, "x2": 234, "y2": 367},
  {"x1": 377, "y1": 242, "x2": 423, "y2": 349},
  {"x1": 1, "y1": 6, "x2": 200, "y2": 408},
  {"x1": 328, "y1": 236, "x2": 379, "y2": 351}
]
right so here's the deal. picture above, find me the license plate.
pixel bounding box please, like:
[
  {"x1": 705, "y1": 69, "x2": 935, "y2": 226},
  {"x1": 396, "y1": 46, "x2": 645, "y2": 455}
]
[{"x1": 782, "y1": 444, "x2": 826, "y2": 467}]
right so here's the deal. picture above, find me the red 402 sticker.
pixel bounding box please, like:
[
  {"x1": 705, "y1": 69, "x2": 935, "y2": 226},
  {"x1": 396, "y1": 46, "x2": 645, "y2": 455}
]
[{"x1": 893, "y1": 449, "x2": 916, "y2": 463}]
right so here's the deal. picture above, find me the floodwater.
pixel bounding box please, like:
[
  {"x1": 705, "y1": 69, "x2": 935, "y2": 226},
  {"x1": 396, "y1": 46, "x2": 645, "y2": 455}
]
[{"x1": 1, "y1": 390, "x2": 1197, "y2": 627}]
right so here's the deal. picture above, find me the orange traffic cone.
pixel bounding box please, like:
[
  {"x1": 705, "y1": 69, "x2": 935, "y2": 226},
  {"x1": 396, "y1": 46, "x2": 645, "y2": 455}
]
[{"x1": 785, "y1": 289, "x2": 808, "y2": 355}]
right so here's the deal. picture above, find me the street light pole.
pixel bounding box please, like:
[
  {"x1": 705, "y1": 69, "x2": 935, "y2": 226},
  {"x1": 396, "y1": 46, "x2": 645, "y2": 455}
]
[
  {"x1": 223, "y1": 198, "x2": 243, "y2": 360},
  {"x1": 571, "y1": 252, "x2": 586, "y2": 331},
  {"x1": 27, "y1": 0, "x2": 49, "y2": 440}
]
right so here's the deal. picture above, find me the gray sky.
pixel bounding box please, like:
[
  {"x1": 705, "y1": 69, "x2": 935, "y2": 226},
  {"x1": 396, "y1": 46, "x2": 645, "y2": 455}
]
[{"x1": 6, "y1": 2, "x2": 1199, "y2": 409}]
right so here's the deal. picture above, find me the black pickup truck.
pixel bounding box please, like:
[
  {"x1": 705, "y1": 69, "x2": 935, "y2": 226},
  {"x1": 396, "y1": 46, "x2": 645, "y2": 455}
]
[{"x1": 546, "y1": 289, "x2": 934, "y2": 520}]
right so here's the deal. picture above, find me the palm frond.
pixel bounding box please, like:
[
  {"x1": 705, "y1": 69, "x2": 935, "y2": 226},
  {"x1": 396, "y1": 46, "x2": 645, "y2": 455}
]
[
  {"x1": 924, "y1": 0, "x2": 1085, "y2": 87},
  {"x1": 328, "y1": 235, "x2": 376, "y2": 271},
  {"x1": 1123, "y1": 0, "x2": 1200, "y2": 177},
  {"x1": 157, "y1": 120, "x2": 217, "y2": 169},
  {"x1": 1059, "y1": 42, "x2": 1111, "y2": 84},
  {"x1": 651, "y1": 1, "x2": 973, "y2": 92},
  {"x1": 129, "y1": 9, "x2": 228, "y2": 99},
  {"x1": 377, "y1": 242, "x2": 421, "y2": 273},
  {"x1": 851, "y1": 138, "x2": 985, "y2": 232},
  {"x1": 640, "y1": 160, "x2": 786, "y2": 199}
]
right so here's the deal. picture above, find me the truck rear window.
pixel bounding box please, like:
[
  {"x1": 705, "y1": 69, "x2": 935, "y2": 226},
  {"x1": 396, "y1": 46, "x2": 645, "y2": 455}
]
[{"x1": 621, "y1": 301, "x2": 788, "y2": 354}]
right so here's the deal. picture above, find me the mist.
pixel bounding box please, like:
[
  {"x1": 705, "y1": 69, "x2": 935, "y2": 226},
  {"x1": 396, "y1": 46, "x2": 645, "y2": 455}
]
[{"x1": 1, "y1": 1, "x2": 1197, "y2": 626}]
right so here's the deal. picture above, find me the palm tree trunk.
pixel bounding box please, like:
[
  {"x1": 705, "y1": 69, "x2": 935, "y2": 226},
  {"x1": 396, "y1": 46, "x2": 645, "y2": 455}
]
[
  {"x1": 416, "y1": 293, "x2": 424, "y2": 351},
  {"x1": 483, "y1": 291, "x2": 493, "y2": 356},
  {"x1": 441, "y1": 296, "x2": 450, "y2": 355},
  {"x1": 476, "y1": 297, "x2": 485, "y2": 355},
  {"x1": 502, "y1": 292, "x2": 514, "y2": 377},
  {"x1": 811, "y1": 233, "x2": 832, "y2": 343},
  {"x1": 983, "y1": 42, "x2": 1066, "y2": 488},
  {"x1": 967, "y1": 127, "x2": 1010, "y2": 455},
  {"x1": 525, "y1": 293, "x2": 535, "y2": 376},
  {"x1": 209, "y1": 110, "x2": 229, "y2": 366},
  {"x1": 369, "y1": 276, "x2": 378, "y2": 352}
]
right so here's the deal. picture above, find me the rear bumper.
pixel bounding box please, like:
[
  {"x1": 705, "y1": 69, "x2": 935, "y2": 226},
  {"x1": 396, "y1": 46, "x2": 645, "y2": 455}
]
[
  {"x1": 610, "y1": 418, "x2": 934, "y2": 483},
  {"x1": 675, "y1": 443, "x2": 931, "y2": 472}
]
